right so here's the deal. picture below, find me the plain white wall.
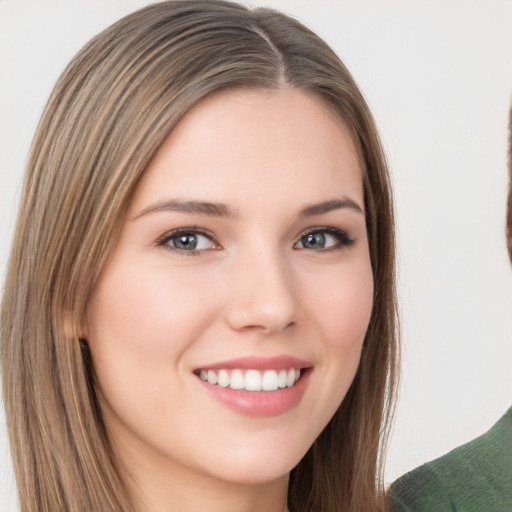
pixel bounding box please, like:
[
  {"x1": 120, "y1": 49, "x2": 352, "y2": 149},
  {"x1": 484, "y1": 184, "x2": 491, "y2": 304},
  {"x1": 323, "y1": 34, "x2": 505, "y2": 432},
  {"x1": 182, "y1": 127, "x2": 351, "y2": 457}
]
[{"x1": 1, "y1": 1, "x2": 511, "y2": 510}]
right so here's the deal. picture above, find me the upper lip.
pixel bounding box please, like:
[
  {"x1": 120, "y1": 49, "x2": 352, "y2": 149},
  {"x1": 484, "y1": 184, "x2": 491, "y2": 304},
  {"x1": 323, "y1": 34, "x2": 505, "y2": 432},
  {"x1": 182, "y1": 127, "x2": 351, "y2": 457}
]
[{"x1": 195, "y1": 355, "x2": 312, "y2": 371}]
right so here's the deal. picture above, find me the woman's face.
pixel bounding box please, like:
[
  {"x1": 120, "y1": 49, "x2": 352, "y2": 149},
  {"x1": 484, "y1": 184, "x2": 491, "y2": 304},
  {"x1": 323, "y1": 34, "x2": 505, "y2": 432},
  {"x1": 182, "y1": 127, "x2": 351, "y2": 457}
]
[{"x1": 84, "y1": 87, "x2": 373, "y2": 489}]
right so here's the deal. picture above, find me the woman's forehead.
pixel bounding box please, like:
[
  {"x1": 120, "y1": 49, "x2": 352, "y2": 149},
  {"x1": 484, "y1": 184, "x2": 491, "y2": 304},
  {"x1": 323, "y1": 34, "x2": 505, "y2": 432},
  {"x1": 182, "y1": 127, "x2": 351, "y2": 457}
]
[{"x1": 128, "y1": 87, "x2": 364, "y2": 217}]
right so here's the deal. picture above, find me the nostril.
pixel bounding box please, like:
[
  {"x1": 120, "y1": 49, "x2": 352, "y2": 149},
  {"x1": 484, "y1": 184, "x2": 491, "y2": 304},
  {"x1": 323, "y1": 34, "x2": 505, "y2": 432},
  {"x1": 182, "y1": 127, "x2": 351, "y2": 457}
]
[{"x1": 226, "y1": 302, "x2": 297, "y2": 333}]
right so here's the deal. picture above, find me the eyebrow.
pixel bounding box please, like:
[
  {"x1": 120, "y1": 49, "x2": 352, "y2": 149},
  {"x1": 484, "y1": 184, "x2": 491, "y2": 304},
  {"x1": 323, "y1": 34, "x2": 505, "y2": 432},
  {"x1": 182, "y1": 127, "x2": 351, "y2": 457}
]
[
  {"x1": 299, "y1": 198, "x2": 363, "y2": 217},
  {"x1": 133, "y1": 197, "x2": 363, "y2": 220},
  {"x1": 134, "y1": 199, "x2": 238, "y2": 220}
]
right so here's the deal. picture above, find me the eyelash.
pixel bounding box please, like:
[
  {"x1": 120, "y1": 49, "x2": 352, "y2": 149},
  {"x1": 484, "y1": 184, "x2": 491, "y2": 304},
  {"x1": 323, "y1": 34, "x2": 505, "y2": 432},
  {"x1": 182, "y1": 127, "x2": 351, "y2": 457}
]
[
  {"x1": 156, "y1": 228, "x2": 219, "y2": 257},
  {"x1": 156, "y1": 226, "x2": 354, "y2": 256},
  {"x1": 294, "y1": 227, "x2": 354, "y2": 252}
]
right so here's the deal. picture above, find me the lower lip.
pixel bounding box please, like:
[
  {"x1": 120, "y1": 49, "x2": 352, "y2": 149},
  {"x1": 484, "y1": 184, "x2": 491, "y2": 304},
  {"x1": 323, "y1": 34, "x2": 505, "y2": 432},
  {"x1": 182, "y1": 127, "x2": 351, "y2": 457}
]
[{"x1": 197, "y1": 370, "x2": 311, "y2": 417}]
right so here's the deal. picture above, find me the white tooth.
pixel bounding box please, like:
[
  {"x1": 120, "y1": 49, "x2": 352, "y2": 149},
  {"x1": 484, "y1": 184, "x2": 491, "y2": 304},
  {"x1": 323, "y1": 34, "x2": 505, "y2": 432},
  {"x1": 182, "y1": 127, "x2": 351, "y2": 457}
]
[
  {"x1": 295, "y1": 369, "x2": 301, "y2": 382},
  {"x1": 218, "y1": 369, "x2": 229, "y2": 387},
  {"x1": 245, "y1": 370, "x2": 262, "y2": 391},
  {"x1": 286, "y1": 369, "x2": 295, "y2": 387},
  {"x1": 207, "y1": 370, "x2": 218, "y2": 385},
  {"x1": 199, "y1": 370, "x2": 207, "y2": 381},
  {"x1": 278, "y1": 369, "x2": 287, "y2": 388},
  {"x1": 230, "y1": 370, "x2": 244, "y2": 390},
  {"x1": 262, "y1": 370, "x2": 279, "y2": 391}
]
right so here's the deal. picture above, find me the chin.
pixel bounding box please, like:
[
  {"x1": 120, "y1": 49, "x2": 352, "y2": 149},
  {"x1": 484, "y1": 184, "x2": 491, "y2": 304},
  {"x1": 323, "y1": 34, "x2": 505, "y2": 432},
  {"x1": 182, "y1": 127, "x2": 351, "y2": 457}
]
[
  {"x1": 212, "y1": 462, "x2": 293, "y2": 486},
  {"x1": 199, "y1": 442, "x2": 306, "y2": 486}
]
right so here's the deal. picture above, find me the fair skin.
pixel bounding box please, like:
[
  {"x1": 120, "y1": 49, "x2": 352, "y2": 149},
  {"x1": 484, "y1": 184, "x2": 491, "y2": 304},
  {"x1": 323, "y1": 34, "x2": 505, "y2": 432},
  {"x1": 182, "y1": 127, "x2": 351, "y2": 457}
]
[{"x1": 84, "y1": 87, "x2": 374, "y2": 512}]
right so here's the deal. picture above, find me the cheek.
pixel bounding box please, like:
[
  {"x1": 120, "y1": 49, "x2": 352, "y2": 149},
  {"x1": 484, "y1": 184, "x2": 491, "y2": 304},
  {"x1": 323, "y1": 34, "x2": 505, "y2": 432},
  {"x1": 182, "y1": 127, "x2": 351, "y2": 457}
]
[
  {"x1": 83, "y1": 260, "x2": 225, "y2": 400},
  {"x1": 296, "y1": 260, "x2": 373, "y2": 442},
  {"x1": 305, "y1": 262, "x2": 374, "y2": 353},
  {"x1": 86, "y1": 261, "x2": 214, "y2": 351},
  {"x1": 82, "y1": 260, "x2": 227, "y2": 445}
]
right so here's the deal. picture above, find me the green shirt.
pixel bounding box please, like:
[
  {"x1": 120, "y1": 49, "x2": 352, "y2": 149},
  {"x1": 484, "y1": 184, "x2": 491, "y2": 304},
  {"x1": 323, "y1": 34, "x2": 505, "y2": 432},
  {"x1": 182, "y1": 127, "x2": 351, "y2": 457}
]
[{"x1": 389, "y1": 407, "x2": 512, "y2": 512}]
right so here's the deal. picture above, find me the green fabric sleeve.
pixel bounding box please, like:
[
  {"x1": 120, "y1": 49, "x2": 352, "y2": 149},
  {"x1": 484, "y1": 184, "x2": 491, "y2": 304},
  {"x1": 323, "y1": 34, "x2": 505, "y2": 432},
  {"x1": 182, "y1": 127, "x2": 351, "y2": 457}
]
[
  {"x1": 389, "y1": 464, "x2": 455, "y2": 512},
  {"x1": 388, "y1": 407, "x2": 512, "y2": 512}
]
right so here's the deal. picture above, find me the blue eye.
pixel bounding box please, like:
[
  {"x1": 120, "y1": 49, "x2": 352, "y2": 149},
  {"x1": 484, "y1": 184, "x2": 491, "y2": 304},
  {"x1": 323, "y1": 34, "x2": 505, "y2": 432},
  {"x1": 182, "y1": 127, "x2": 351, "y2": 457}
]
[
  {"x1": 158, "y1": 229, "x2": 218, "y2": 253},
  {"x1": 295, "y1": 228, "x2": 353, "y2": 250}
]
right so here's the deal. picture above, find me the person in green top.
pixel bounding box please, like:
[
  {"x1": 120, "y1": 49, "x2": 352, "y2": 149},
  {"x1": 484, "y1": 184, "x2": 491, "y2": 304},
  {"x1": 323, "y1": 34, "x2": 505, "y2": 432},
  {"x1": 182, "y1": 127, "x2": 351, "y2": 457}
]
[{"x1": 388, "y1": 108, "x2": 512, "y2": 512}]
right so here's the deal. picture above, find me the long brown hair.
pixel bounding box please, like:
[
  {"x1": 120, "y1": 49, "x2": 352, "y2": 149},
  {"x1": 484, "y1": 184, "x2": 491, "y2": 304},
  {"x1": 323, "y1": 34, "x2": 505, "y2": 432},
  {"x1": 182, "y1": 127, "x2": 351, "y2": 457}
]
[{"x1": 1, "y1": 2, "x2": 399, "y2": 511}]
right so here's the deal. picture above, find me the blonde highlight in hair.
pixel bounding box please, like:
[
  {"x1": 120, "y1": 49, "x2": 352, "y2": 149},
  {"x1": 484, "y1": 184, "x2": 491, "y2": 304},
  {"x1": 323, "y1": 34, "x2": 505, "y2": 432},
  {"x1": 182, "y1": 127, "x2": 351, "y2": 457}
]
[{"x1": 1, "y1": 2, "x2": 399, "y2": 511}]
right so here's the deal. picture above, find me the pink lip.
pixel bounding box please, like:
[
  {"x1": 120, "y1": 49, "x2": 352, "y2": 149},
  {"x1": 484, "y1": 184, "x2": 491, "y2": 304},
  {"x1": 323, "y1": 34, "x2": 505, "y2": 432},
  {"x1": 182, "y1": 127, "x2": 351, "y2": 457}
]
[
  {"x1": 195, "y1": 355, "x2": 312, "y2": 371},
  {"x1": 194, "y1": 355, "x2": 313, "y2": 417}
]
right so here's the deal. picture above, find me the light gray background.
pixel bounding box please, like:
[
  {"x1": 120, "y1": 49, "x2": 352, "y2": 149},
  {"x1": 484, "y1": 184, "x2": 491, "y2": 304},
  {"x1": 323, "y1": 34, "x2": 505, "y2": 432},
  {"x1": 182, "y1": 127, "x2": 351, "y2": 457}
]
[{"x1": 1, "y1": 1, "x2": 511, "y2": 510}]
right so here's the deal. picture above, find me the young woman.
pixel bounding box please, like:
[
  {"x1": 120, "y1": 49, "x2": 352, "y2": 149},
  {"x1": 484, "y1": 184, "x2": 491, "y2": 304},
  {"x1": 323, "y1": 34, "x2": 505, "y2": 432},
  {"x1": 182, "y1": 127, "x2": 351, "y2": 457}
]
[{"x1": 0, "y1": 2, "x2": 399, "y2": 511}]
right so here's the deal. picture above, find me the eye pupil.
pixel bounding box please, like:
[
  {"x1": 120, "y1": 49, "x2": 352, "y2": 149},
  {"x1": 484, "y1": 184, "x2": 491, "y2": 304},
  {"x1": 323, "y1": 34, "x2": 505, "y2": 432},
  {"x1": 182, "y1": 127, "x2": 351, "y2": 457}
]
[
  {"x1": 303, "y1": 232, "x2": 326, "y2": 249},
  {"x1": 173, "y1": 234, "x2": 197, "y2": 250}
]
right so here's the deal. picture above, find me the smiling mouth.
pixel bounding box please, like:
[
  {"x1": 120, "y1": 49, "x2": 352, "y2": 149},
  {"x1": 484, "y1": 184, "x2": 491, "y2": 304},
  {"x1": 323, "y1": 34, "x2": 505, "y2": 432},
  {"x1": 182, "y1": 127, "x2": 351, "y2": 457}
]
[{"x1": 196, "y1": 368, "x2": 302, "y2": 392}]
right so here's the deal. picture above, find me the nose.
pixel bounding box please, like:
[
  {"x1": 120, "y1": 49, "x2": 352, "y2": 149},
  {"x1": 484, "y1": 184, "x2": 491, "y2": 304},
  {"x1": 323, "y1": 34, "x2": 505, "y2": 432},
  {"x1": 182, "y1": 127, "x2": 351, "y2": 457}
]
[{"x1": 225, "y1": 249, "x2": 298, "y2": 334}]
